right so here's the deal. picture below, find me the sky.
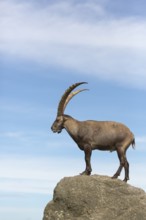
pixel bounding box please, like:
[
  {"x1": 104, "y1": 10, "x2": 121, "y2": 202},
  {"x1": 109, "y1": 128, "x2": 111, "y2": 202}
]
[{"x1": 1, "y1": 0, "x2": 146, "y2": 219}]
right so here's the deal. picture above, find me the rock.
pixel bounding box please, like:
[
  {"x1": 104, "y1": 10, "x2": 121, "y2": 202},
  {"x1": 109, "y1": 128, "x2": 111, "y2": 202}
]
[{"x1": 43, "y1": 175, "x2": 146, "y2": 220}]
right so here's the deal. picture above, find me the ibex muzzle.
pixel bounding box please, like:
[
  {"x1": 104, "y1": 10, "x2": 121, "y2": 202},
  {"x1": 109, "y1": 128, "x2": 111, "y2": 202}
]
[{"x1": 51, "y1": 116, "x2": 64, "y2": 133}]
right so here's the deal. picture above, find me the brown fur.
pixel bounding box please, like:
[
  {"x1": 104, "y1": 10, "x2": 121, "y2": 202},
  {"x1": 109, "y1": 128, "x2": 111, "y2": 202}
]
[{"x1": 51, "y1": 83, "x2": 135, "y2": 182}]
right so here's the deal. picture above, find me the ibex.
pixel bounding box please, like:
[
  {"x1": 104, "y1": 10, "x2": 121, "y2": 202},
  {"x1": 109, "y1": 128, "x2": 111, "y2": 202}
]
[{"x1": 51, "y1": 82, "x2": 135, "y2": 182}]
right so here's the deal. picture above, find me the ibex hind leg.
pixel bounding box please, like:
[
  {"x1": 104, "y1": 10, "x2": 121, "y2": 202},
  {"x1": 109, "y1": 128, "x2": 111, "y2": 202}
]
[
  {"x1": 123, "y1": 160, "x2": 129, "y2": 182},
  {"x1": 112, "y1": 147, "x2": 124, "y2": 180},
  {"x1": 112, "y1": 144, "x2": 130, "y2": 182},
  {"x1": 122, "y1": 138, "x2": 134, "y2": 182}
]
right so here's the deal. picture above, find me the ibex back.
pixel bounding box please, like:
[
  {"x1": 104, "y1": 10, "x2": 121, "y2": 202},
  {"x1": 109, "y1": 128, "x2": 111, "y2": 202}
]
[{"x1": 51, "y1": 82, "x2": 135, "y2": 182}]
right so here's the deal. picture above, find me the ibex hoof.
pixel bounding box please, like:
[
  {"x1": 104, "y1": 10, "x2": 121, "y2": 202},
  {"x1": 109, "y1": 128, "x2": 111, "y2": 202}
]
[
  {"x1": 80, "y1": 171, "x2": 91, "y2": 176},
  {"x1": 111, "y1": 175, "x2": 118, "y2": 179},
  {"x1": 123, "y1": 178, "x2": 129, "y2": 182}
]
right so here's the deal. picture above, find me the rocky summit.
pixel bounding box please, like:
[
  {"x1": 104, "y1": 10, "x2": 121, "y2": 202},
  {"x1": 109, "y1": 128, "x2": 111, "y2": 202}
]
[{"x1": 43, "y1": 175, "x2": 146, "y2": 220}]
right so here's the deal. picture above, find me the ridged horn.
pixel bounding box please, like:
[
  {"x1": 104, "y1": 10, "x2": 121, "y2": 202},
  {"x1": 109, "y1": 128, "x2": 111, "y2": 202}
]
[
  {"x1": 63, "y1": 89, "x2": 88, "y2": 113},
  {"x1": 57, "y1": 82, "x2": 87, "y2": 116}
]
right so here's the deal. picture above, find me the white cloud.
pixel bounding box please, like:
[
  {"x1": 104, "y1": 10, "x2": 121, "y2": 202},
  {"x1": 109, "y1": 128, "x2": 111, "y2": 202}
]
[
  {"x1": 135, "y1": 136, "x2": 146, "y2": 151},
  {"x1": 1, "y1": 0, "x2": 146, "y2": 88},
  {"x1": 136, "y1": 136, "x2": 146, "y2": 143},
  {"x1": 0, "y1": 154, "x2": 84, "y2": 194},
  {"x1": 0, "y1": 131, "x2": 23, "y2": 138},
  {"x1": 0, "y1": 207, "x2": 43, "y2": 220},
  {"x1": 0, "y1": 150, "x2": 146, "y2": 195}
]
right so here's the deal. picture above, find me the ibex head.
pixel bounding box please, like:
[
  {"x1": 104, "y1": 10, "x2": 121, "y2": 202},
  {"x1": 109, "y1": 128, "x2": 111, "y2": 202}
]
[{"x1": 51, "y1": 82, "x2": 88, "y2": 133}]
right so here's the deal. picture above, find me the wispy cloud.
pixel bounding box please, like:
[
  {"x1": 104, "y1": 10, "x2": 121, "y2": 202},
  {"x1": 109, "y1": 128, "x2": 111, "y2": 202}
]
[
  {"x1": 136, "y1": 136, "x2": 146, "y2": 151},
  {"x1": 0, "y1": 149, "x2": 146, "y2": 195},
  {"x1": 1, "y1": 0, "x2": 146, "y2": 88},
  {"x1": 0, "y1": 131, "x2": 24, "y2": 139},
  {"x1": 136, "y1": 136, "x2": 146, "y2": 143},
  {"x1": 0, "y1": 154, "x2": 84, "y2": 194}
]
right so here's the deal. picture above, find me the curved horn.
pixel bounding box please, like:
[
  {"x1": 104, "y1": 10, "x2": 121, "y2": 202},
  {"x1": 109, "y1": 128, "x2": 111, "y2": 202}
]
[
  {"x1": 63, "y1": 89, "x2": 88, "y2": 113},
  {"x1": 57, "y1": 82, "x2": 87, "y2": 116}
]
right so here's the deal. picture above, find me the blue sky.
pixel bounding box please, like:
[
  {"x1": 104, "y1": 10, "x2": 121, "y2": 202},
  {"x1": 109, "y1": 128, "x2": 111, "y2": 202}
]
[{"x1": 1, "y1": 0, "x2": 146, "y2": 219}]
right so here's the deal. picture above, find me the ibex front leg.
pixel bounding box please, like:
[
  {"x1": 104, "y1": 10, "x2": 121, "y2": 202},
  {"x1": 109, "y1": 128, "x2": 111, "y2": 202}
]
[{"x1": 80, "y1": 145, "x2": 92, "y2": 175}]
